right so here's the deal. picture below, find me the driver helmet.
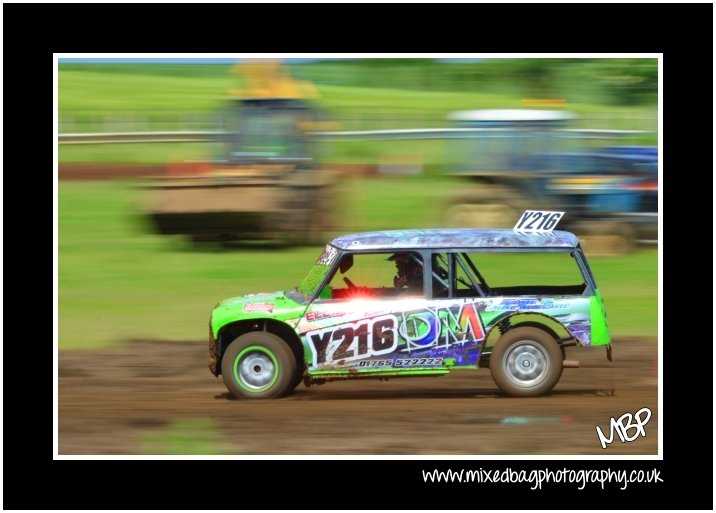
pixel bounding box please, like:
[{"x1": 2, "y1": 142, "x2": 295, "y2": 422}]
[{"x1": 388, "y1": 252, "x2": 422, "y2": 288}]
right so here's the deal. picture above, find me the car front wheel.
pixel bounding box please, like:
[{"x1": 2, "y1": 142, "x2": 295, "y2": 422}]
[
  {"x1": 489, "y1": 327, "x2": 563, "y2": 397},
  {"x1": 221, "y1": 332, "x2": 297, "y2": 399}
]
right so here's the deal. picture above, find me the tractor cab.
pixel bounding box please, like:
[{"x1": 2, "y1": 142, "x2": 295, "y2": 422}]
[
  {"x1": 444, "y1": 108, "x2": 657, "y2": 255},
  {"x1": 221, "y1": 97, "x2": 318, "y2": 167}
]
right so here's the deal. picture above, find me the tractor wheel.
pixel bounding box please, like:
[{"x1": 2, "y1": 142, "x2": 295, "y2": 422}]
[
  {"x1": 443, "y1": 183, "x2": 531, "y2": 229},
  {"x1": 575, "y1": 221, "x2": 635, "y2": 257}
]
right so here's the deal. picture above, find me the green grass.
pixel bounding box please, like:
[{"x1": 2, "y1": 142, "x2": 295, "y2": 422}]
[
  {"x1": 59, "y1": 65, "x2": 655, "y2": 126},
  {"x1": 57, "y1": 66, "x2": 525, "y2": 122},
  {"x1": 138, "y1": 418, "x2": 228, "y2": 455},
  {"x1": 59, "y1": 68, "x2": 233, "y2": 117},
  {"x1": 58, "y1": 64, "x2": 657, "y2": 166},
  {"x1": 58, "y1": 179, "x2": 657, "y2": 350}
]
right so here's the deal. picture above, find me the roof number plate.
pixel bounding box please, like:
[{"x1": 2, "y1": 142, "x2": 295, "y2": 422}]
[{"x1": 514, "y1": 210, "x2": 565, "y2": 234}]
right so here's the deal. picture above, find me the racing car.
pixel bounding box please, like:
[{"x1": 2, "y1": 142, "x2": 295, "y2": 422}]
[{"x1": 208, "y1": 225, "x2": 611, "y2": 399}]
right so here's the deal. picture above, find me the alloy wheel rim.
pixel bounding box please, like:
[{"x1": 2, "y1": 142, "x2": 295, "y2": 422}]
[
  {"x1": 234, "y1": 346, "x2": 279, "y2": 392},
  {"x1": 502, "y1": 341, "x2": 549, "y2": 388}
]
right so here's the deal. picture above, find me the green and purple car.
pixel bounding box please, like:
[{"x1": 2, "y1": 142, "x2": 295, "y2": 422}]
[{"x1": 209, "y1": 229, "x2": 611, "y2": 399}]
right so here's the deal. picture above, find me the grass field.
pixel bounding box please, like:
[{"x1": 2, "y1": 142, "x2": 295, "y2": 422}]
[
  {"x1": 58, "y1": 178, "x2": 658, "y2": 350},
  {"x1": 58, "y1": 64, "x2": 657, "y2": 165},
  {"x1": 58, "y1": 64, "x2": 658, "y2": 128}
]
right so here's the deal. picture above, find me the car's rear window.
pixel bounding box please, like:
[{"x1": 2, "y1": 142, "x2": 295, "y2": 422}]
[
  {"x1": 464, "y1": 251, "x2": 585, "y2": 288},
  {"x1": 430, "y1": 250, "x2": 588, "y2": 298}
]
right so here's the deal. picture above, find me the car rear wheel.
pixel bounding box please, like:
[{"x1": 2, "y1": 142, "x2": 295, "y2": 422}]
[
  {"x1": 489, "y1": 327, "x2": 563, "y2": 397},
  {"x1": 221, "y1": 332, "x2": 297, "y2": 399}
]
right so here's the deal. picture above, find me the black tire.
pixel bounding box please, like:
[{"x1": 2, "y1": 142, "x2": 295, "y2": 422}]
[
  {"x1": 290, "y1": 352, "x2": 306, "y2": 391},
  {"x1": 221, "y1": 332, "x2": 297, "y2": 399},
  {"x1": 489, "y1": 327, "x2": 563, "y2": 397},
  {"x1": 290, "y1": 370, "x2": 305, "y2": 391}
]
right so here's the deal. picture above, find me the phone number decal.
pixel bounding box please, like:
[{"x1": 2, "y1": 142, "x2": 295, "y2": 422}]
[{"x1": 358, "y1": 358, "x2": 444, "y2": 368}]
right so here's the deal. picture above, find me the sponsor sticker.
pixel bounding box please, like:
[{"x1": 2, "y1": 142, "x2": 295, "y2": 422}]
[
  {"x1": 243, "y1": 302, "x2": 274, "y2": 313},
  {"x1": 305, "y1": 302, "x2": 486, "y2": 369}
]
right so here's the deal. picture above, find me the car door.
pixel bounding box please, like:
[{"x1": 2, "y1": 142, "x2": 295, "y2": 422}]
[
  {"x1": 297, "y1": 251, "x2": 435, "y2": 374},
  {"x1": 416, "y1": 252, "x2": 490, "y2": 368}
]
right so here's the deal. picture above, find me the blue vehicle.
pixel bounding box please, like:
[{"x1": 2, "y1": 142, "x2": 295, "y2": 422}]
[{"x1": 444, "y1": 110, "x2": 657, "y2": 254}]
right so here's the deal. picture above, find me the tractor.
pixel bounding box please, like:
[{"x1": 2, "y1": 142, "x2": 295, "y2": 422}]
[
  {"x1": 443, "y1": 109, "x2": 657, "y2": 255},
  {"x1": 145, "y1": 61, "x2": 334, "y2": 245}
]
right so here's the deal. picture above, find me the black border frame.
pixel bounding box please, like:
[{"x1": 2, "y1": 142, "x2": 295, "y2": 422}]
[{"x1": 4, "y1": 3, "x2": 712, "y2": 510}]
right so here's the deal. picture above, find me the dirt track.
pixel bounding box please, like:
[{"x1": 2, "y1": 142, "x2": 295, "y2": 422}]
[{"x1": 59, "y1": 338, "x2": 658, "y2": 455}]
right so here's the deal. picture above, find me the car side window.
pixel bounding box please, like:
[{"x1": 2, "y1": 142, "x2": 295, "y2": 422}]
[
  {"x1": 462, "y1": 251, "x2": 586, "y2": 296},
  {"x1": 431, "y1": 253, "x2": 450, "y2": 299},
  {"x1": 454, "y1": 255, "x2": 474, "y2": 296},
  {"x1": 324, "y1": 252, "x2": 425, "y2": 300},
  {"x1": 452, "y1": 253, "x2": 487, "y2": 298},
  {"x1": 430, "y1": 253, "x2": 486, "y2": 299}
]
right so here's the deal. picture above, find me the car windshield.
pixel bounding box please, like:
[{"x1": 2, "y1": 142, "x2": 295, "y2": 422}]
[{"x1": 291, "y1": 244, "x2": 340, "y2": 301}]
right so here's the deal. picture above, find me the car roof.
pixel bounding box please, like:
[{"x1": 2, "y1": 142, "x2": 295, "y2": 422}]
[{"x1": 330, "y1": 229, "x2": 579, "y2": 251}]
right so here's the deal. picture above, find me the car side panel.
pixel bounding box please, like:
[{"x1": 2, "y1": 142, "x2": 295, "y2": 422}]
[
  {"x1": 298, "y1": 297, "x2": 491, "y2": 375},
  {"x1": 298, "y1": 295, "x2": 595, "y2": 376},
  {"x1": 480, "y1": 296, "x2": 593, "y2": 345}
]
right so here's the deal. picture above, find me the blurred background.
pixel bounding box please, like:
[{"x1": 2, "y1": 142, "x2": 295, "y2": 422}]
[
  {"x1": 58, "y1": 57, "x2": 658, "y2": 349},
  {"x1": 58, "y1": 56, "x2": 659, "y2": 455},
  {"x1": 59, "y1": 56, "x2": 658, "y2": 350}
]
